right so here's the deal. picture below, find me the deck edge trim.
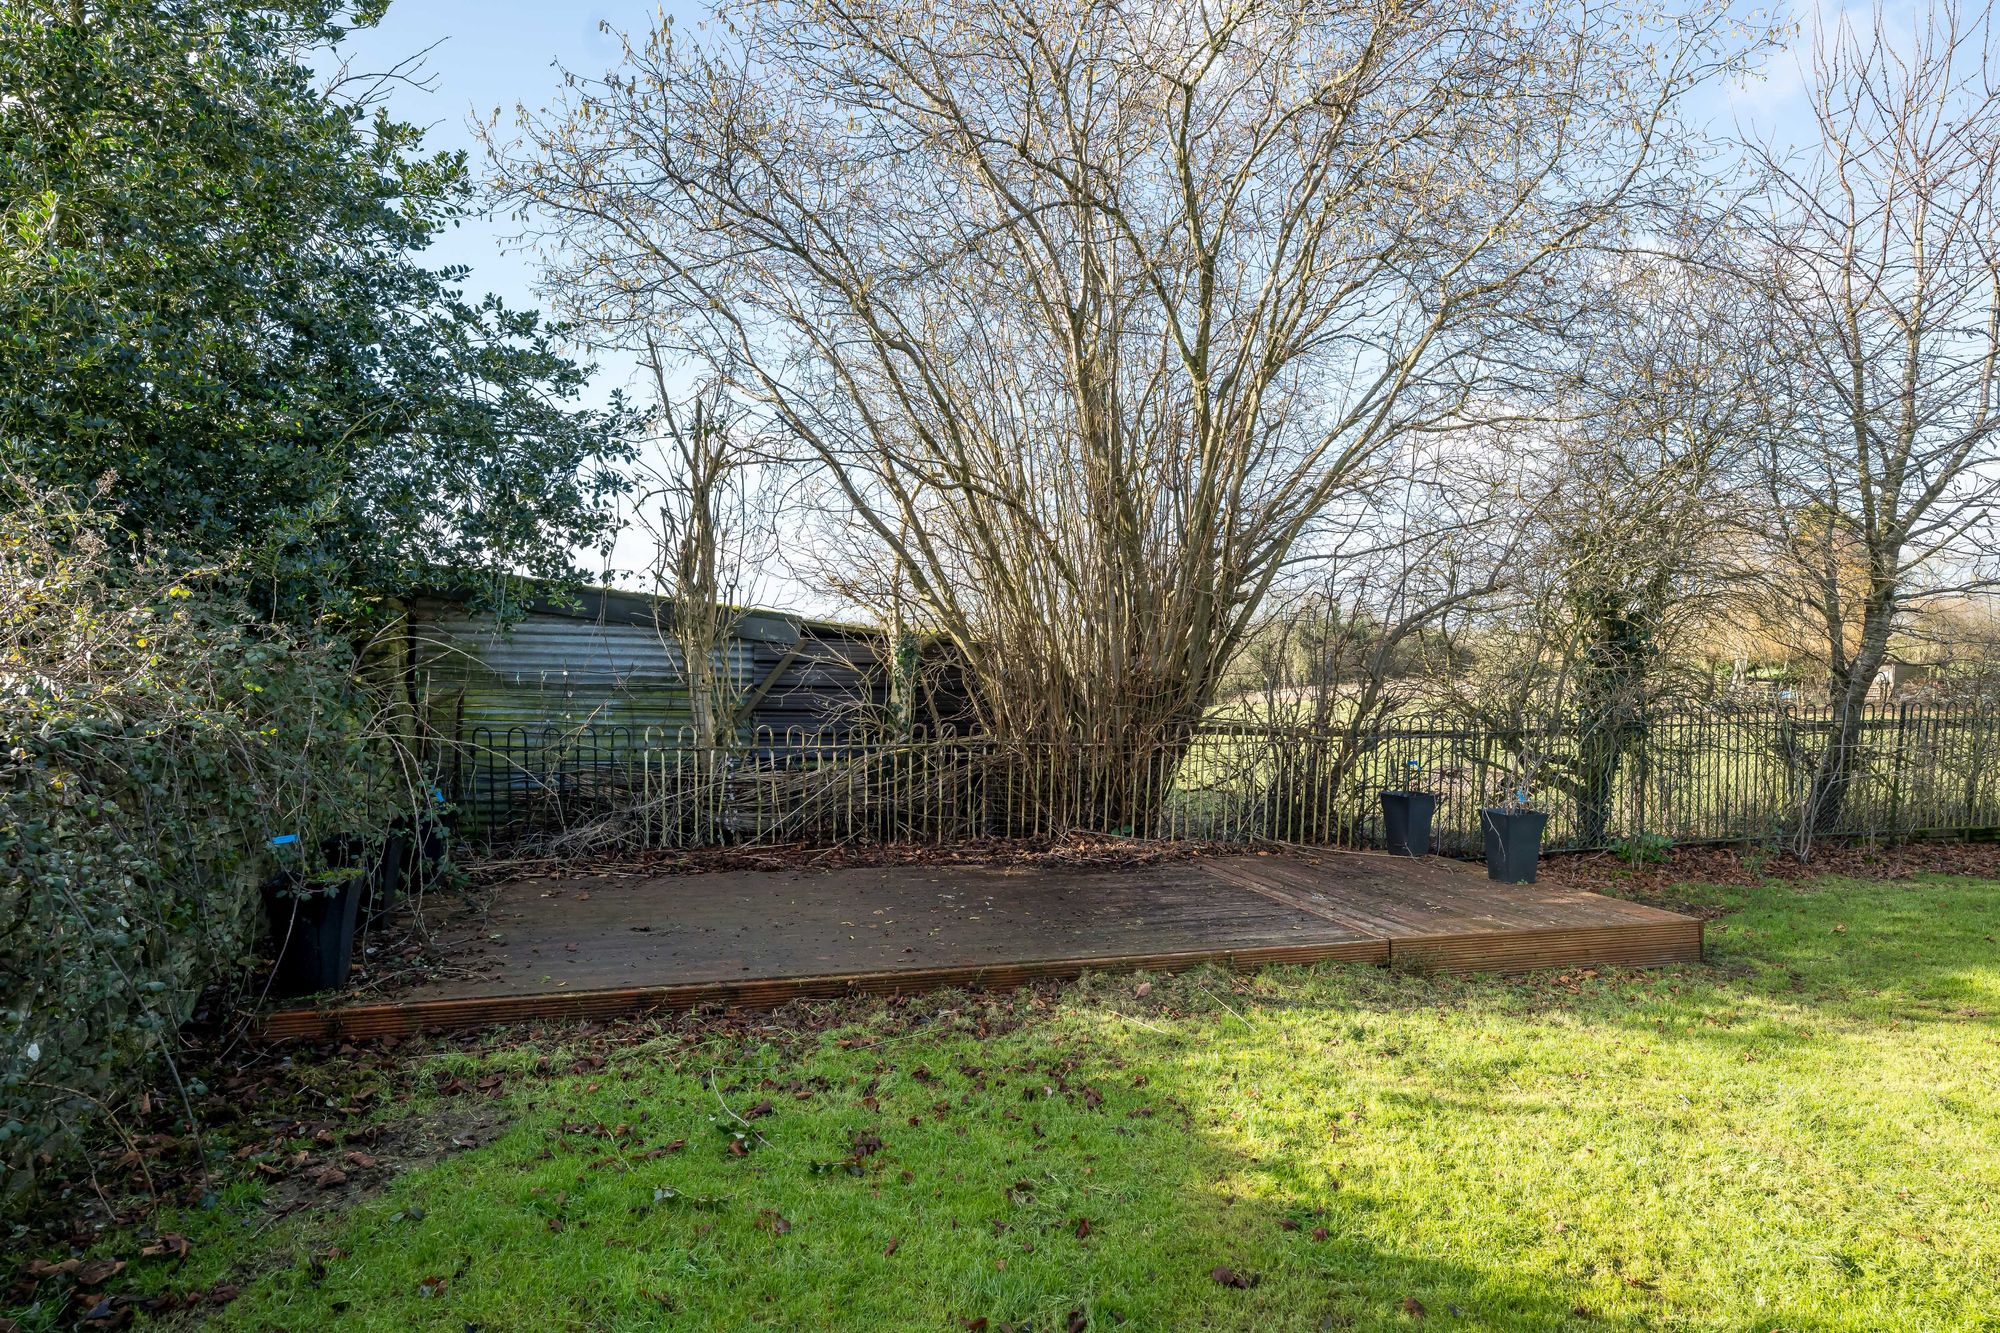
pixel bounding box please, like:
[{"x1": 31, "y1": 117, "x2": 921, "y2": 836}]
[{"x1": 256, "y1": 938, "x2": 1389, "y2": 1041}]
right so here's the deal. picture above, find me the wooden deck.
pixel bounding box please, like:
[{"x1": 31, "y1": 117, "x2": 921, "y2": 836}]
[{"x1": 260, "y1": 852, "x2": 1702, "y2": 1040}]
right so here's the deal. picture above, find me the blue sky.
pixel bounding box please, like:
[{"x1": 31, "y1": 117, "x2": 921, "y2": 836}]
[{"x1": 335, "y1": 1, "x2": 674, "y2": 408}]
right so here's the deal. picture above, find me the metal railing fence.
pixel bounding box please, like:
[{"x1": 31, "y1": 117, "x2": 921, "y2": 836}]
[{"x1": 444, "y1": 699, "x2": 2000, "y2": 854}]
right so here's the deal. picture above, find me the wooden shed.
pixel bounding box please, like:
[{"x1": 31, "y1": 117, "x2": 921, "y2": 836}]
[
  {"x1": 406, "y1": 586, "x2": 888, "y2": 741},
  {"x1": 397, "y1": 586, "x2": 968, "y2": 833}
]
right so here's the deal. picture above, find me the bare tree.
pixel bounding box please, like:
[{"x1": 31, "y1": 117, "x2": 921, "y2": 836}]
[
  {"x1": 631, "y1": 350, "x2": 767, "y2": 755},
  {"x1": 1427, "y1": 261, "x2": 1762, "y2": 842},
  {"x1": 1220, "y1": 430, "x2": 1522, "y2": 837},
  {"x1": 1740, "y1": 0, "x2": 2000, "y2": 843},
  {"x1": 488, "y1": 0, "x2": 1764, "y2": 821},
  {"x1": 1545, "y1": 265, "x2": 1762, "y2": 843}
]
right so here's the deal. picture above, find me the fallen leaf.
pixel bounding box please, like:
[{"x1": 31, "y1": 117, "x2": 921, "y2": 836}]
[
  {"x1": 1401, "y1": 1297, "x2": 1427, "y2": 1317},
  {"x1": 754, "y1": 1209, "x2": 792, "y2": 1235},
  {"x1": 1073, "y1": 1216, "x2": 1091, "y2": 1239},
  {"x1": 1211, "y1": 1266, "x2": 1259, "y2": 1289},
  {"x1": 1067, "y1": 1309, "x2": 1088, "y2": 1332},
  {"x1": 140, "y1": 1234, "x2": 191, "y2": 1261},
  {"x1": 23, "y1": 1258, "x2": 79, "y2": 1278},
  {"x1": 80, "y1": 1297, "x2": 131, "y2": 1328},
  {"x1": 635, "y1": 1139, "x2": 686, "y2": 1160},
  {"x1": 883, "y1": 1237, "x2": 901, "y2": 1257},
  {"x1": 75, "y1": 1259, "x2": 125, "y2": 1286}
]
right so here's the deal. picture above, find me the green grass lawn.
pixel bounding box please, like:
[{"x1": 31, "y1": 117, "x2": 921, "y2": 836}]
[{"x1": 20, "y1": 872, "x2": 2000, "y2": 1331}]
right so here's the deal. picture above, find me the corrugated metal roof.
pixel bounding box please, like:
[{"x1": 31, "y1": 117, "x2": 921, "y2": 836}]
[
  {"x1": 515, "y1": 586, "x2": 809, "y2": 645},
  {"x1": 418, "y1": 615, "x2": 757, "y2": 688}
]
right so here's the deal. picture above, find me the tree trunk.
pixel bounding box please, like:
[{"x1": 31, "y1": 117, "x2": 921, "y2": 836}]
[
  {"x1": 1801, "y1": 608, "x2": 1895, "y2": 843},
  {"x1": 1574, "y1": 708, "x2": 1638, "y2": 850}
]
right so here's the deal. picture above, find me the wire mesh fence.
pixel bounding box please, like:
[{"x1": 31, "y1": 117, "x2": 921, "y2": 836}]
[{"x1": 445, "y1": 699, "x2": 2000, "y2": 854}]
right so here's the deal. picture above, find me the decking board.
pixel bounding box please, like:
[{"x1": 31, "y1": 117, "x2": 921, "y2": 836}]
[{"x1": 259, "y1": 852, "x2": 1702, "y2": 1039}]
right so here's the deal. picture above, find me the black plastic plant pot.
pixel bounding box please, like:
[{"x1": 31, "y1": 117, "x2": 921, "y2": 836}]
[
  {"x1": 1481, "y1": 808, "x2": 1549, "y2": 884},
  {"x1": 367, "y1": 833, "x2": 408, "y2": 920},
  {"x1": 262, "y1": 872, "x2": 363, "y2": 997},
  {"x1": 417, "y1": 817, "x2": 447, "y2": 876},
  {"x1": 1379, "y1": 790, "x2": 1438, "y2": 857}
]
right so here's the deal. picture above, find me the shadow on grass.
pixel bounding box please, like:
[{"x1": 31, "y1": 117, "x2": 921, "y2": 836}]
[
  {"x1": 184, "y1": 990, "x2": 1708, "y2": 1331},
  {"x1": 219, "y1": 1089, "x2": 1665, "y2": 1332},
  {"x1": 1118, "y1": 876, "x2": 2000, "y2": 1331}
]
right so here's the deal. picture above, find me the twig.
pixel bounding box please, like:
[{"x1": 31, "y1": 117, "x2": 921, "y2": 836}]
[
  {"x1": 1197, "y1": 985, "x2": 1253, "y2": 1029},
  {"x1": 705, "y1": 1069, "x2": 773, "y2": 1149}
]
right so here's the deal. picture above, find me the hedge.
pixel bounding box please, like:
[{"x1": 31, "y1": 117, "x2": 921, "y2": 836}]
[{"x1": 0, "y1": 493, "x2": 393, "y2": 1210}]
